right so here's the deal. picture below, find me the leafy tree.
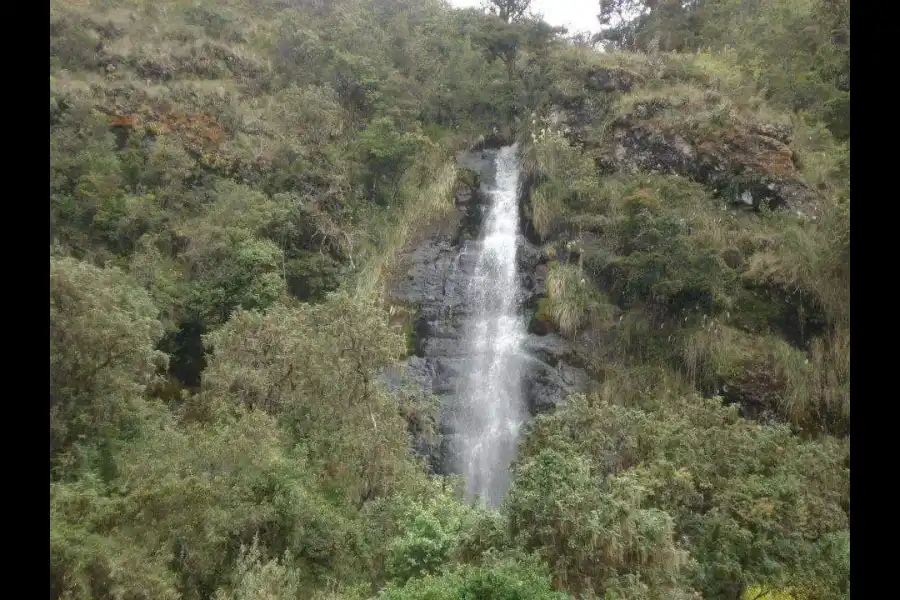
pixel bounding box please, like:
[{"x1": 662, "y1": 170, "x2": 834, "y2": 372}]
[
  {"x1": 507, "y1": 448, "x2": 696, "y2": 598},
  {"x1": 357, "y1": 117, "x2": 431, "y2": 205},
  {"x1": 379, "y1": 553, "x2": 573, "y2": 600},
  {"x1": 200, "y1": 293, "x2": 424, "y2": 507},
  {"x1": 488, "y1": 0, "x2": 533, "y2": 23},
  {"x1": 51, "y1": 476, "x2": 181, "y2": 600},
  {"x1": 384, "y1": 480, "x2": 480, "y2": 584},
  {"x1": 50, "y1": 256, "x2": 168, "y2": 475},
  {"x1": 212, "y1": 538, "x2": 301, "y2": 600},
  {"x1": 183, "y1": 229, "x2": 284, "y2": 326},
  {"x1": 51, "y1": 400, "x2": 369, "y2": 600}
]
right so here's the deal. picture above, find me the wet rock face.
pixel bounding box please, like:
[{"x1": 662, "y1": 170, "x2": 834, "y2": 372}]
[
  {"x1": 385, "y1": 148, "x2": 591, "y2": 475},
  {"x1": 521, "y1": 334, "x2": 593, "y2": 414},
  {"x1": 517, "y1": 237, "x2": 548, "y2": 309}
]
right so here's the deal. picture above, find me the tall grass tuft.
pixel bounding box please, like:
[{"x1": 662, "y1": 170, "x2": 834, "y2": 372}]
[
  {"x1": 546, "y1": 263, "x2": 612, "y2": 338},
  {"x1": 683, "y1": 322, "x2": 849, "y2": 434},
  {"x1": 530, "y1": 182, "x2": 565, "y2": 240},
  {"x1": 353, "y1": 154, "x2": 457, "y2": 302},
  {"x1": 780, "y1": 325, "x2": 850, "y2": 434}
]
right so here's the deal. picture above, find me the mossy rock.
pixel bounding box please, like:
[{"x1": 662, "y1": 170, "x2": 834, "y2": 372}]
[
  {"x1": 388, "y1": 303, "x2": 419, "y2": 358},
  {"x1": 528, "y1": 297, "x2": 555, "y2": 335},
  {"x1": 456, "y1": 167, "x2": 479, "y2": 190}
]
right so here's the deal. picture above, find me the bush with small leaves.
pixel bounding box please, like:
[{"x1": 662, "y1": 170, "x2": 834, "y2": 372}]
[{"x1": 50, "y1": 256, "x2": 168, "y2": 472}]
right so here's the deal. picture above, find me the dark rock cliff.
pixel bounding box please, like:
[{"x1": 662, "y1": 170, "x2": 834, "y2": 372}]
[
  {"x1": 548, "y1": 67, "x2": 811, "y2": 211},
  {"x1": 383, "y1": 147, "x2": 590, "y2": 475}
]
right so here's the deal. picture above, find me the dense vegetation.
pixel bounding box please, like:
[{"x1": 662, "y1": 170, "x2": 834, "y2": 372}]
[{"x1": 50, "y1": 1, "x2": 849, "y2": 600}]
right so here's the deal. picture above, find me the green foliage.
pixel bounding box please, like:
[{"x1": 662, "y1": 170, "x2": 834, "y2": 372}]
[
  {"x1": 212, "y1": 539, "x2": 301, "y2": 600},
  {"x1": 358, "y1": 117, "x2": 432, "y2": 205},
  {"x1": 51, "y1": 402, "x2": 371, "y2": 600},
  {"x1": 517, "y1": 394, "x2": 849, "y2": 600},
  {"x1": 200, "y1": 292, "x2": 422, "y2": 506},
  {"x1": 51, "y1": 476, "x2": 180, "y2": 600},
  {"x1": 741, "y1": 588, "x2": 796, "y2": 600},
  {"x1": 606, "y1": 183, "x2": 735, "y2": 317},
  {"x1": 597, "y1": 0, "x2": 850, "y2": 139},
  {"x1": 379, "y1": 554, "x2": 572, "y2": 600},
  {"x1": 681, "y1": 322, "x2": 849, "y2": 434},
  {"x1": 284, "y1": 251, "x2": 343, "y2": 301},
  {"x1": 507, "y1": 448, "x2": 694, "y2": 597},
  {"x1": 384, "y1": 480, "x2": 480, "y2": 584},
  {"x1": 455, "y1": 510, "x2": 515, "y2": 565},
  {"x1": 545, "y1": 262, "x2": 613, "y2": 338},
  {"x1": 49, "y1": 0, "x2": 530, "y2": 388},
  {"x1": 488, "y1": 0, "x2": 534, "y2": 24},
  {"x1": 49, "y1": 1, "x2": 849, "y2": 599},
  {"x1": 521, "y1": 125, "x2": 848, "y2": 431},
  {"x1": 521, "y1": 134, "x2": 601, "y2": 239},
  {"x1": 183, "y1": 229, "x2": 285, "y2": 326},
  {"x1": 50, "y1": 256, "x2": 168, "y2": 474}
]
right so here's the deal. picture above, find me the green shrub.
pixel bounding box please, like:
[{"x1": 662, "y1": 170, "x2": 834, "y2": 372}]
[
  {"x1": 50, "y1": 256, "x2": 168, "y2": 471},
  {"x1": 517, "y1": 393, "x2": 849, "y2": 600},
  {"x1": 379, "y1": 554, "x2": 572, "y2": 600},
  {"x1": 385, "y1": 481, "x2": 478, "y2": 584}
]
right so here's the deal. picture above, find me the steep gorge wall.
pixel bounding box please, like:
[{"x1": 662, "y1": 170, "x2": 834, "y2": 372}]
[
  {"x1": 382, "y1": 146, "x2": 590, "y2": 476},
  {"x1": 512, "y1": 61, "x2": 848, "y2": 433},
  {"x1": 381, "y1": 61, "x2": 832, "y2": 474}
]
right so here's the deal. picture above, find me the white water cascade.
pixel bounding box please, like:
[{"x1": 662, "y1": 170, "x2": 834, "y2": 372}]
[{"x1": 457, "y1": 144, "x2": 526, "y2": 507}]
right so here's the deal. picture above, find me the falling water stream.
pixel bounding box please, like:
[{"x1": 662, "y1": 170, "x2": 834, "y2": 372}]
[{"x1": 456, "y1": 144, "x2": 526, "y2": 507}]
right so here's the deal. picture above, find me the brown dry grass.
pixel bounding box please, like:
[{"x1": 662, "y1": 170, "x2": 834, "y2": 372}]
[
  {"x1": 546, "y1": 262, "x2": 614, "y2": 339},
  {"x1": 682, "y1": 321, "x2": 848, "y2": 433}
]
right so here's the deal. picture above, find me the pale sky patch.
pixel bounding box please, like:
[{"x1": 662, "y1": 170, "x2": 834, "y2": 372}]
[{"x1": 446, "y1": 0, "x2": 603, "y2": 34}]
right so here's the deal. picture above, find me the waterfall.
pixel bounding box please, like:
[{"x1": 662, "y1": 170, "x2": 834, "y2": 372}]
[{"x1": 456, "y1": 144, "x2": 526, "y2": 507}]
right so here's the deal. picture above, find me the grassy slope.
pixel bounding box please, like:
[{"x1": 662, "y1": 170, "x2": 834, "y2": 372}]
[
  {"x1": 520, "y1": 46, "x2": 849, "y2": 436},
  {"x1": 509, "y1": 45, "x2": 849, "y2": 599}
]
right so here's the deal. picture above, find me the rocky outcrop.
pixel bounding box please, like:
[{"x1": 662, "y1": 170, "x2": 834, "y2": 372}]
[
  {"x1": 521, "y1": 334, "x2": 593, "y2": 414},
  {"x1": 584, "y1": 66, "x2": 639, "y2": 94},
  {"x1": 605, "y1": 122, "x2": 809, "y2": 210},
  {"x1": 544, "y1": 66, "x2": 811, "y2": 211},
  {"x1": 383, "y1": 148, "x2": 590, "y2": 475}
]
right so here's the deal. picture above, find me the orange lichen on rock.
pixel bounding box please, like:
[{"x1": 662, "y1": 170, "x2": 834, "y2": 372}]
[
  {"x1": 147, "y1": 110, "x2": 229, "y2": 152},
  {"x1": 691, "y1": 125, "x2": 791, "y2": 170},
  {"x1": 109, "y1": 114, "x2": 137, "y2": 128},
  {"x1": 718, "y1": 131, "x2": 798, "y2": 178},
  {"x1": 747, "y1": 137, "x2": 796, "y2": 178}
]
